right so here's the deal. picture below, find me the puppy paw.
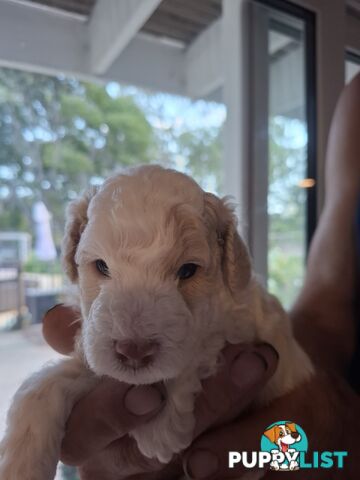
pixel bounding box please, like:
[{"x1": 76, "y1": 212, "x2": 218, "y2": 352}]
[
  {"x1": 0, "y1": 359, "x2": 95, "y2": 480},
  {"x1": 0, "y1": 459, "x2": 52, "y2": 480},
  {"x1": 0, "y1": 411, "x2": 58, "y2": 480},
  {"x1": 0, "y1": 436, "x2": 55, "y2": 480},
  {"x1": 132, "y1": 407, "x2": 195, "y2": 463}
]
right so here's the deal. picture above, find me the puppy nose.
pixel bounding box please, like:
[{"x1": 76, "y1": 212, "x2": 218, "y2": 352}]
[
  {"x1": 115, "y1": 340, "x2": 158, "y2": 368},
  {"x1": 291, "y1": 432, "x2": 299, "y2": 439}
]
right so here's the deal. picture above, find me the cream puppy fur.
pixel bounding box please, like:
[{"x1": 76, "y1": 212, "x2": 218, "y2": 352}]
[{"x1": 0, "y1": 165, "x2": 313, "y2": 480}]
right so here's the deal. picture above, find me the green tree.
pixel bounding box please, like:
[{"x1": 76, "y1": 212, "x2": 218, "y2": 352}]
[
  {"x1": 176, "y1": 127, "x2": 223, "y2": 193},
  {"x1": 0, "y1": 69, "x2": 156, "y2": 245},
  {"x1": 123, "y1": 89, "x2": 224, "y2": 193},
  {"x1": 268, "y1": 117, "x2": 306, "y2": 241}
]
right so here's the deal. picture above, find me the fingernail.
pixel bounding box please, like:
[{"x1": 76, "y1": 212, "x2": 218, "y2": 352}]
[
  {"x1": 124, "y1": 385, "x2": 164, "y2": 416},
  {"x1": 44, "y1": 303, "x2": 64, "y2": 316},
  {"x1": 255, "y1": 342, "x2": 279, "y2": 361},
  {"x1": 185, "y1": 449, "x2": 219, "y2": 479},
  {"x1": 230, "y1": 352, "x2": 268, "y2": 389}
]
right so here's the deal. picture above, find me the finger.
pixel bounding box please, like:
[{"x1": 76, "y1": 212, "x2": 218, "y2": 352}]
[
  {"x1": 78, "y1": 435, "x2": 164, "y2": 479},
  {"x1": 194, "y1": 343, "x2": 278, "y2": 436},
  {"x1": 42, "y1": 304, "x2": 81, "y2": 355},
  {"x1": 79, "y1": 435, "x2": 182, "y2": 480},
  {"x1": 184, "y1": 417, "x2": 266, "y2": 479},
  {"x1": 61, "y1": 379, "x2": 165, "y2": 466},
  {"x1": 184, "y1": 374, "x2": 344, "y2": 479}
]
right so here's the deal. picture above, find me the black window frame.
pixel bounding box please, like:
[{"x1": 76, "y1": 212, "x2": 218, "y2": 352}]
[{"x1": 254, "y1": 0, "x2": 317, "y2": 251}]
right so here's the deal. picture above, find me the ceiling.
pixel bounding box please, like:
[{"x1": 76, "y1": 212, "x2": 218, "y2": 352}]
[
  {"x1": 12, "y1": 0, "x2": 360, "y2": 44},
  {"x1": 142, "y1": 0, "x2": 222, "y2": 45},
  {"x1": 24, "y1": 0, "x2": 95, "y2": 16},
  {"x1": 20, "y1": 0, "x2": 222, "y2": 44}
]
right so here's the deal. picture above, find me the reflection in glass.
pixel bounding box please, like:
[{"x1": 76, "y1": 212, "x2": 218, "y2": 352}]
[{"x1": 267, "y1": 16, "x2": 308, "y2": 308}]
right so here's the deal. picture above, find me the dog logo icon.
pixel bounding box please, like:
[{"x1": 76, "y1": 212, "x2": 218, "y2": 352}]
[{"x1": 261, "y1": 421, "x2": 308, "y2": 471}]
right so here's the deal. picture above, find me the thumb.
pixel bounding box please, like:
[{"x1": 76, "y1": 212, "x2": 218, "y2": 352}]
[{"x1": 42, "y1": 304, "x2": 81, "y2": 355}]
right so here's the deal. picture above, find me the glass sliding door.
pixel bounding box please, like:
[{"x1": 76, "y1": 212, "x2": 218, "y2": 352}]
[{"x1": 251, "y1": 0, "x2": 316, "y2": 308}]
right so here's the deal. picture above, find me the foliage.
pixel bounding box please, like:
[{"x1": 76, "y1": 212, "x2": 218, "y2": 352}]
[
  {"x1": 0, "y1": 67, "x2": 307, "y2": 307},
  {"x1": 268, "y1": 247, "x2": 304, "y2": 308},
  {"x1": 0, "y1": 69, "x2": 224, "y2": 250},
  {"x1": 23, "y1": 254, "x2": 62, "y2": 274},
  {"x1": 0, "y1": 205, "x2": 30, "y2": 231},
  {"x1": 177, "y1": 127, "x2": 223, "y2": 192},
  {"x1": 268, "y1": 117, "x2": 307, "y2": 239},
  {"x1": 0, "y1": 69, "x2": 156, "y2": 245},
  {"x1": 267, "y1": 117, "x2": 307, "y2": 308}
]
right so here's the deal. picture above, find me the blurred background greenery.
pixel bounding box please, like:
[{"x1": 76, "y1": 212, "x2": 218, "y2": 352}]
[{"x1": 0, "y1": 67, "x2": 304, "y2": 308}]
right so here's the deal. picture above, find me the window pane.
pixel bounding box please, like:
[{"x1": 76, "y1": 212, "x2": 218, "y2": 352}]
[{"x1": 267, "y1": 11, "x2": 309, "y2": 308}]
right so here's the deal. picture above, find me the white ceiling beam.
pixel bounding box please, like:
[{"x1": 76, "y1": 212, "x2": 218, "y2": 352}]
[
  {"x1": 0, "y1": 0, "x2": 89, "y2": 78},
  {"x1": 0, "y1": 0, "x2": 219, "y2": 100},
  {"x1": 0, "y1": 1, "x2": 186, "y2": 96},
  {"x1": 89, "y1": 0, "x2": 162, "y2": 75},
  {"x1": 185, "y1": 19, "x2": 223, "y2": 98},
  {"x1": 107, "y1": 34, "x2": 186, "y2": 95}
]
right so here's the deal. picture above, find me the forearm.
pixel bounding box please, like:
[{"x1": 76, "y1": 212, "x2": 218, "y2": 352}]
[{"x1": 290, "y1": 74, "x2": 360, "y2": 373}]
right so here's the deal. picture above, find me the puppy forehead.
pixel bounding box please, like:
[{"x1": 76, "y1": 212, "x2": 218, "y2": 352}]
[
  {"x1": 90, "y1": 166, "x2": 205, "y2": 217},
  {"x1": 81, "y1": 166, "x2": 209, "y2": 259}
]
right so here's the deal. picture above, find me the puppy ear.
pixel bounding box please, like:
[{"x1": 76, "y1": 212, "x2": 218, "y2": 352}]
[
  {"x1": 264, "y1": 426, "x2": 277, "y2": 444},
  {"x1": 204, "y1": 193, "x2": 251, "y2": 295},
  {"x1": 62, "y1": 187, "x2": 97, "y2": 283}
]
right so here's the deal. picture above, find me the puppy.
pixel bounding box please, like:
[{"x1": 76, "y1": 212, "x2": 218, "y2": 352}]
[
  {"x1": 0, "y1": 165, "x2": 313, "y2": 480},
  {"x1": 264, "y1": 422, "x2": 301, "y2": 471}
]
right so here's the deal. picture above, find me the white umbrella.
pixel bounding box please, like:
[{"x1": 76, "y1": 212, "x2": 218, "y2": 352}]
[{"x1": 32, "y1": 201, "x2": 57, "y2": 261}]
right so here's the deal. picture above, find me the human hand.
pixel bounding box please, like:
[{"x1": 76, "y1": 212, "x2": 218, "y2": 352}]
[
  {"x1": 43, "y1": 305, "x2": 359, "y2": 480},
  {"x1": 183, "y1": 309, "x2": 359, "y2": 479},
  {"x1": 43, "y1": 305, "x2": 279, "y2": 480},
  {"x1": 183, "y1": 371, "x2": 360, "y2": 479}
]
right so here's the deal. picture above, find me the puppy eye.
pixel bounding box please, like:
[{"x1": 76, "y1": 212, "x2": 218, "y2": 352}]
[
  {"x1": 95, "y1": 259, "x2": 110, "y2": 277},
  {"x1": 279, "y1": 431, "x2": 284, "y2": 437},
  {"x1": 177, "y1": 263, "x2": 198, "y2": 280}
]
